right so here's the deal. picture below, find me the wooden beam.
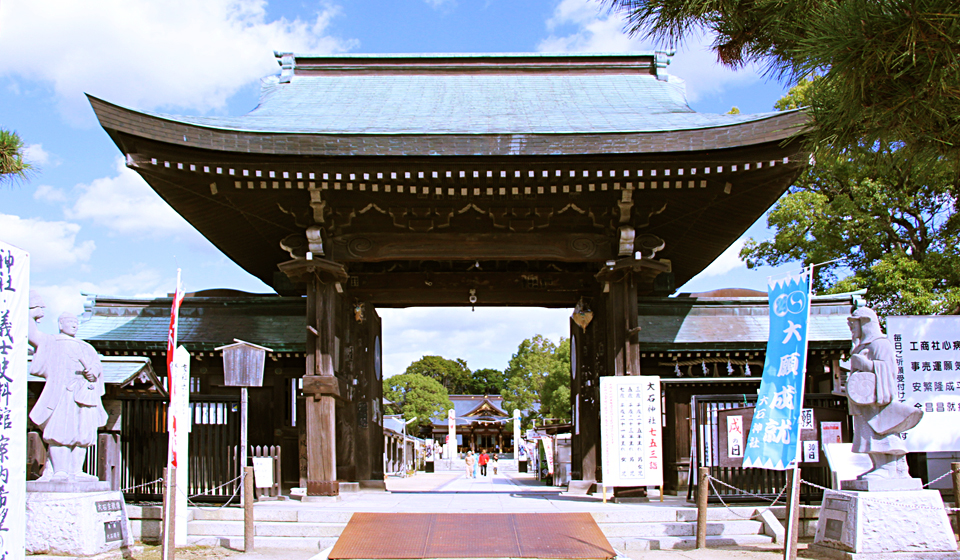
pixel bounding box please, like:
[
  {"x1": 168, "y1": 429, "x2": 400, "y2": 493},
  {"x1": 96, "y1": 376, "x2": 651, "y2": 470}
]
[
  {"x1": 301, "y1": 375, "x2": 349, "y2": 400},
  {"x1": 329, "y1": 233, "x2": 614, "y2": 262}
]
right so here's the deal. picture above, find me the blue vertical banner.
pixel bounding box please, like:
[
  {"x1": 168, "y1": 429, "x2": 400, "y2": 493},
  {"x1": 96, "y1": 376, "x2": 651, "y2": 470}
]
[{"x1": 743, "y1": 268, "x2": 812, "y2": 470}]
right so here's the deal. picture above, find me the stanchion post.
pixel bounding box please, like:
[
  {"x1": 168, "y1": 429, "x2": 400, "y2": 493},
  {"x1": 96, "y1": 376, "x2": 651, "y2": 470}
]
[
  {"x1": 161, "y1": 466, "x2": 176, "y2": 560},
  {"x1": 951, "y1": 462, "x2": 960, "y2": 536},
  {"x1": 696, "y1": 466, "x2": 709, "y2": 549},
  {"x1": 783, "y1": 466, "x2": 801, "y2": 560},
  {"x1": 244, "y1": 466, "x2": 255, "y2": 552}
]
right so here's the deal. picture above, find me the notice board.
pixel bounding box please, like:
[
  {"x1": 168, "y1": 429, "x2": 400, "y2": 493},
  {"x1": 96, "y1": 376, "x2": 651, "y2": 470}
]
[{"x1": 600, "y1": 376, "x2": 662, "y2": 487}]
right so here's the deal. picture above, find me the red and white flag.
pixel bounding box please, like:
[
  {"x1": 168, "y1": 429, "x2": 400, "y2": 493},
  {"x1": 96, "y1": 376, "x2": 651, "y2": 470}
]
[
  {"x1": 166, "y1": 269, "x2": 185, "y2": 467},
  {"x1": 166, "y1": 269, "x2": 184, "y2": 384}
]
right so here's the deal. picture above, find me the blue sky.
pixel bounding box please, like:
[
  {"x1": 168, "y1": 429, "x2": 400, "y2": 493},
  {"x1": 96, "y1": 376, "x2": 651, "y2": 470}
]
[{"x1": 0, "y1": 0, "x2": 802, "y2": 377}]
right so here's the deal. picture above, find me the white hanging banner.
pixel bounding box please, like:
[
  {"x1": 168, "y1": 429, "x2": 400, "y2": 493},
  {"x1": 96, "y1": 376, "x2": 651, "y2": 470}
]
[
  {"x1": 600, "y1": 376, "x2": 663, "y2": 487},
  {"x1": 0, "y1": 241, "x2": 29, "y2": 560},
  {"x1": 887, "y1": 316, "x2": 960, "y2": 451},
  {"x1": 169, "y1": 345, "x2": 190, "y2": 545}
]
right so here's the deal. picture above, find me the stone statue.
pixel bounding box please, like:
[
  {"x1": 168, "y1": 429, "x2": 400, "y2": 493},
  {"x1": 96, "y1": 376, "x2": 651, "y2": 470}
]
[
  {"x1": 27, "y1": 291, "x2": 108, "y2": 481},
  {"x1": 846, "y1": 307, "x2": 922, "y2": 480}
]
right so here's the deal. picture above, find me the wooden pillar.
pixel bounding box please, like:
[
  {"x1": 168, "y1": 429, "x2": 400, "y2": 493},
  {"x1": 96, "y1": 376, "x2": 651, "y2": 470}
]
[
  {"x1": 572, "y1": 306, "x2": 601, "y2": 482},
  {"x1": 304, "y1": 278, "x2": 339, "y2": 496},
  {"x1": 604, "y1": 270, "x2": 640, "y2": 377},
  {"x1": 607, "y1": 268, "x2": 647, "y2": 499},
  {"x1": 354, "y1": 304, "x2": 382, "y2": 482}
]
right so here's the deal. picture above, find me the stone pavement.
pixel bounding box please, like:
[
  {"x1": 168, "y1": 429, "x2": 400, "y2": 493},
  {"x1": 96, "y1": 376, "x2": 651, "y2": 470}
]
[{"x1": 29, "y1": 470, "x2": 808, "y2": 560}]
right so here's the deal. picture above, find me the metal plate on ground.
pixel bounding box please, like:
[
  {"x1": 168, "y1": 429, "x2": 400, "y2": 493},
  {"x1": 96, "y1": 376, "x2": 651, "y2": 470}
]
[{"x1": 329, "y1": 512, "x2": 615, "y2": 559}]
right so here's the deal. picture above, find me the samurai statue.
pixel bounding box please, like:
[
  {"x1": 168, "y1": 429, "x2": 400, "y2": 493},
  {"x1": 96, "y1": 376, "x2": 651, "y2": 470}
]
[{"x1": 846, "y1": 307, "x2": 922, "y2": 480}]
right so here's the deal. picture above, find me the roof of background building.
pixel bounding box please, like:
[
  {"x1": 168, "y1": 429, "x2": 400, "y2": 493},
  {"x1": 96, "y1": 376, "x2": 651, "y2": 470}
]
[
  {"x1": 635, "y1": 290, "x2": 863, "y2": 351},
  {"x1": 428, "y1": 395, "x2": 511, "y2": 427},
  {"x1": 77, "y1": 292, "x2": 306, "y2": 353},
  {"x1": 28, "y1": 355, "x2": 160, "y2": 392}
]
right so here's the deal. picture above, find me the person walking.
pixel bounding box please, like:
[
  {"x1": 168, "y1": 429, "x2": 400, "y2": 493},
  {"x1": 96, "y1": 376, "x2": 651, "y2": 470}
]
[
  {"x1": 491, "y1": 453, "x2": 499, "y2": 475},
  {"x1": 479, "y1": 449, "x2": 489, "y2": 477},
  {"x1": 465, "y1": 450, "x2": 475, "y2": 478}
]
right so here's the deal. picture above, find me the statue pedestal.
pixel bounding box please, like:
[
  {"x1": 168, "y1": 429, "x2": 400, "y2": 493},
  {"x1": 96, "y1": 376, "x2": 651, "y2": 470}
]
[
  {"x1": 810, "y1": 484, "x2": 959, "y2": 560},
  {"x1": 26, "y1": 491, "x2": 133, "y2": 556}
]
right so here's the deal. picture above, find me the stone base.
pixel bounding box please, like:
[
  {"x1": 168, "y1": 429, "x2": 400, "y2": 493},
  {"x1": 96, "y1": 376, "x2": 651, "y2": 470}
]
[
  {"x1": 611, "y1": 497, "x2": 650, "y2": 503},
  {"x1": 841, "y1": 478, "x2": 923, "y2": 492},
  {"x1": 359, "y1": 480, "x2": 387, "y2": 491},
  {"x1": 813, "y1": 489, "x2": 958, "y2": 557},
  {"x1": 27, "y1": 479, "x2": 112, "y2": 493},
  {"x1": 566, "y1": 480, "x2": 596, "y2": 495},
  {"x1": 26, "y1": 490, "x2": 133, "y2": 556},
  {"x1": 808, "y1": 544, "x2": 960, "y2": 560},
  {"x1": 301, "y1": 494, "x2": 342, "y2": 502}
]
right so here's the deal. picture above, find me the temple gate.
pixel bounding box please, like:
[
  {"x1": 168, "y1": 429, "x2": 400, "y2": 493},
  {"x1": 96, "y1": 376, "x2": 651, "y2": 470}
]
[{"x1": 90, "y1": 52, "x2": 808, "y2": 496}]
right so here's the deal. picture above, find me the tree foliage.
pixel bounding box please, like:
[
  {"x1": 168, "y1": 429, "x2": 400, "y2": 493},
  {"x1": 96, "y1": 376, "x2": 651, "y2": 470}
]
[
  {"x1": 539, "y1": 338, "x2": 572, "y2": 421},
  {"x1": 605, "y1": 0, "x2": 960, "y2": 157},
  {"x1": 465, "y1": 367, "x2": 506, "y2": 395},
  {"x1": 741, "y1": 85, "x2": 960, "y2": 316},
  {"x1": 0, "y1": 129, "x2": 31, "y2": 183},
  {"x1": 383, "y1": 373, "x2": 454, "y2": 430},
  {"x1": 501, "y1": 335, "x2": 571, "y2": 424},
  {"x1": 404, "y1": 355, "x2": 472, "y2": 394}
]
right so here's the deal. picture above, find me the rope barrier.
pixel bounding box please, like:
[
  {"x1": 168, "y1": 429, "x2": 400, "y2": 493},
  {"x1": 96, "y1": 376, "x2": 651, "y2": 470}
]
[
  {"x1": 25, "y1": 476, "x2": 167, "y2": 502},
  {"x1": 923, "y1": 469, "x2": 954, "y2": 488},
  {"x1": 122, "y1": 477, "x2": 166, "y2": 493},
  {"x1": 798, "y1": 479, "x2": 960, "y2": 512},
  {"x1": 177, "y1": 472, "x2": 247, "y2": 510},
  {"x1": 702, "y1": 472, "x2": 960, "y2": 514},
  {"x1": 706, "y1": 475, "x2": 788, "y2": 519}
]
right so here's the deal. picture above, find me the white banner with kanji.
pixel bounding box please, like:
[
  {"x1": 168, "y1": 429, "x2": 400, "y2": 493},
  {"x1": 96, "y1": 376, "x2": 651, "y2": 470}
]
[
  {"x1": 887, "y1": 316, "x2": 960, "y2": 451},
  {"x1": 0, "y1": 241, "x2": 28, "y2": 560}
]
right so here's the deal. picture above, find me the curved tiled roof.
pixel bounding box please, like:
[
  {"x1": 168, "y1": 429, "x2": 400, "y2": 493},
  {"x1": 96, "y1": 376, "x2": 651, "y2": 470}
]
[
  {"x1": 89, "y1": 52, "x2": 807, "y2": 157},
  {"x1": 145, "y1": 73, "x2": 777, "y2": 136}
]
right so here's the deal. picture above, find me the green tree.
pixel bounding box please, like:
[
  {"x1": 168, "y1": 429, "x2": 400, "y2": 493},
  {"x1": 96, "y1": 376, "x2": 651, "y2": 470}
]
[
  {"x1": 740, "y1": 88, "x2": 960, "y2": 316},
  {"x1": 501, "y1": 335, "x2": 571, "y2": 424},
  {"x1": 540, "y1": 338, "x2": 572, "y2": 421},
  {"x1": 465, "y1": 367, "x2": 505, "y2": 395},
  {"x1": 383, "y1": 373, "x2": 454, "y2": 430},
  {"x1": 0, "y1": 129, "x2": 31, "y2": 183},
  {"x1": 404, "y1": 355, "x2": 472, "y2": 394},
  {"x1": 605, "y1": 0, "x2": 960, "y2": 157}
]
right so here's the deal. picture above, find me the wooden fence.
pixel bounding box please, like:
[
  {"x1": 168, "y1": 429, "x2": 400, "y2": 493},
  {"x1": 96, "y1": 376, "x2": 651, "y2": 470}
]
[
  {"x1": 120, "y1": 395, "x2": 241, "y2": 503},
  {"x1": 689, "y1": 393, "x2": 850, "y2": 503}
]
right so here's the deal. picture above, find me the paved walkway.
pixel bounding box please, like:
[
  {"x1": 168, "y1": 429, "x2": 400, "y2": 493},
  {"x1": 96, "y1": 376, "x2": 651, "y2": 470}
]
[{"x1": 31, "y1": 471, "x2": 806, "y2": 560}]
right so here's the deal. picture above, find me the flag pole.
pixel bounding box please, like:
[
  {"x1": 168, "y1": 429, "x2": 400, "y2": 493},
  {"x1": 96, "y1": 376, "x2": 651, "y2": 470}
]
[
  {"x1": 783, "y1": 264, "x2": 813, "y2": 560},
  {"x1": 162, "y1": 269, "x2": 184, "y2": 560}
]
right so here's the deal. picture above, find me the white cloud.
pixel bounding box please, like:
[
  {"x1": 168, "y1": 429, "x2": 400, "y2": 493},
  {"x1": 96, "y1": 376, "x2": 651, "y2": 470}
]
[
  {"x1": 538, "y1": 0, "x2": 763, "y2": 102},
  {"x1": 0, "y1": 0, "x2": 357, "y2": 121},
  {"x1": 424, "y1": 0, "x2": 456, "y2": 8},
  {"x1": 31, "y1": 267, "x2": 170, "y2": 334},
  {"x1": 65, "y1": 157, "x2": 203, "y2": 240},
  {"x1": 22, "y1": 143, "x2": 51, "y2": 166},
  {"x1": 379, "y1": 307, "x2": 571, "y2": 378},
  {"x1": 0, "y1": 214, "x2": 95, "y2": 270},
  {"x1": 33, "y1": 184, "x2": 68, "y2": 203}
]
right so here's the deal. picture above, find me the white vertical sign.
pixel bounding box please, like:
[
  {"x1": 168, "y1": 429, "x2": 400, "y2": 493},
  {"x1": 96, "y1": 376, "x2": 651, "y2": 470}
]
[
  {"x1": 0, "y1": 241, "x2": 28, "y2": 560},
  {"x1": 169, "y1": 345, "x2": 190, "y2": 545},
  {"x1": 887, "y1": 316, "x2": 960, "y2": 451},
  {"x1": 513, "y1": 408, "x2": 521, "y2": 467},
  {"x1": 600, "y1": 376, "x2": 663, "y2": 487},
  {"x1": 727, "y1": 416, "x2": 744, "y2": 458}
]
